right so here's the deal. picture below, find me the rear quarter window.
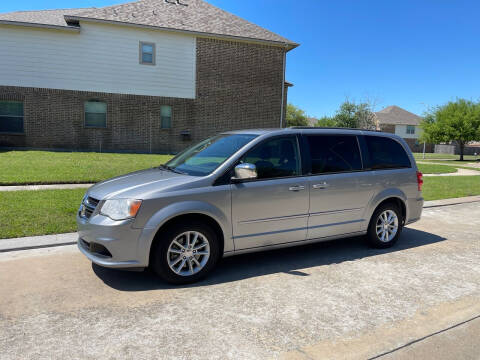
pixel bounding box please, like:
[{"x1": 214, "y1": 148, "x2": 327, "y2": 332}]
[{"x1": 364, "y1": 136, "x2": 411, "y2": 169}]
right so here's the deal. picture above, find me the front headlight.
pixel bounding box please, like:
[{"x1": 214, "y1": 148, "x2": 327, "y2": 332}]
[{"x1": 100, "y1": 199, "x2": 142, "y2": 221}]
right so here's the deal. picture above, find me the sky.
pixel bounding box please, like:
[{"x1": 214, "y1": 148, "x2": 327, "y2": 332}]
[{"x1": 1, "y1": 0, "x2": 479, "y2": 118}]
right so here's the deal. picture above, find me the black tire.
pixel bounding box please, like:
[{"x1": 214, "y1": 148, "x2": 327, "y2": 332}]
[
  {"x1": 151, "y1": 221, "x2": 221, "y2": 284},
  {"x1": 367, "y1": 202, "x2": 403, "y2": 248}
]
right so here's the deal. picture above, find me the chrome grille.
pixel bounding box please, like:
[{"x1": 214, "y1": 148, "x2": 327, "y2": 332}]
[{"x1": 80, "y1": 196, "x2": 99, "y2": 219}]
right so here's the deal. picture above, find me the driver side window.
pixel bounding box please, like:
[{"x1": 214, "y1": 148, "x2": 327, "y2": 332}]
[{"x1": 241, "y1": 136, "x2": 301, "y2": 179}]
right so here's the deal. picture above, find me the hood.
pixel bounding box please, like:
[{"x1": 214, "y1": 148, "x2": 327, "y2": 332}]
[{"x1": 87, "y1": 168, "x2": 195, "y2": 200}]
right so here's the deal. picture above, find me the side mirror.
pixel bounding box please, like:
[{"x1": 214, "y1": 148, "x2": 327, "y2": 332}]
[{"x1": 232, "y1": 163, "x2": 257, "y2": 182}]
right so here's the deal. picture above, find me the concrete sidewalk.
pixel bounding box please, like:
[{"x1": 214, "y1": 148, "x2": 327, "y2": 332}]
[
  {"x1": 422, "y1": 167, "x2": 480, "y2": 176},
  {"x1": 0, "y1": 183, "x2": 93, "y2": 192}
]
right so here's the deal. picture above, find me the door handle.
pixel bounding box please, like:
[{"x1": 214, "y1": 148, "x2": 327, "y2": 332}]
[
  {"x1": 289, "y1": 185, "x2": 305, "y2": 191},
  {"x1": 312, "y1": 182, "x2": 329, "y2": 189}
]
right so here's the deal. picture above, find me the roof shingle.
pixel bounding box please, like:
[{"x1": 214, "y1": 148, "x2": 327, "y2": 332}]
[
  {"x1": 375, "y1": 105, "x2": 422, "y2": 126},
  {"x1": 0, "y1": 0, "x2": 297, "y2": 47}
]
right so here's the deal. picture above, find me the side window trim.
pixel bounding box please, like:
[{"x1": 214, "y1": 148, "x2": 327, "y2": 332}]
[
  {"x1": 357, "y1": 135, "x2": 371, "y2": 170},
  {"x1": 298, "y1": 134, "x2": 312, "y2": 175}
]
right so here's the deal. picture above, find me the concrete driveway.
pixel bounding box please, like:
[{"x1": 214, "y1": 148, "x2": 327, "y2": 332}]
[{"x1": 0, "y1": 202, "x2": 479, "y2": 359}]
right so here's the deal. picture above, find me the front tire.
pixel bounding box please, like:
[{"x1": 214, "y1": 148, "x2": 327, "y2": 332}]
[
  {"x1": 151, "y1": 221, "x2": 221, "y2": 284},
  {"x1": 367, "y1": 203, "x2": 403, "y2": 248}
]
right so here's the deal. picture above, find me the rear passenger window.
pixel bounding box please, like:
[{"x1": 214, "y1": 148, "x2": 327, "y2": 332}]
[
  {"x1": 306, "y1": 135, "x2": 362, "y2": 174},
  {"x1": 365, "y1": 136, "x2": 411, "y2": 169}
]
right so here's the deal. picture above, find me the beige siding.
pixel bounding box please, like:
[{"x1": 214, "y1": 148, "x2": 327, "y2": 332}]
[
  {"x1": 394, "y1": 124, "x2": 421, "y2": 139},
  {"x1": 0, "y1": 22, "x2": 196, "y2": 98}
]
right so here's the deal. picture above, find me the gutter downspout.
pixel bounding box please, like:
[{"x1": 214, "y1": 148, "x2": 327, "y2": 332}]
[{"x1": 279, "y1": 44, "x2": 288, "y2": 128}]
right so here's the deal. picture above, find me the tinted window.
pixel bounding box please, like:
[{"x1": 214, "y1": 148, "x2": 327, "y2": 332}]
[
  {"x1": 365, "y1": 136, "x2": 411, "y2": 169},
  {"x1": 306, "y1": 135, "x2": 362, "y2": 174},
  {"x1": 241, "y1": 136, "x2": 300, "y2": 179}
]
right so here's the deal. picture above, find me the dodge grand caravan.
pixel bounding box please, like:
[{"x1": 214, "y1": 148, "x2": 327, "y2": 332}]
[{"x1": 78, "y1": 128, "x2": 424, "y2": 284}]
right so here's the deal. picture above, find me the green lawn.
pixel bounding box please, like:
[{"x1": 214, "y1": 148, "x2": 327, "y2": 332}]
[
  {"x1": 423, "y1": 176, "x2": 480, "y2": 201},
  {"x1": 1, "y1": 175, "x2": 480, "y2": 239},
  {"x1": 0, "y1": 150, "x2": 173, "y2": 185},
  {"x1": 413, "y1": 152, "x2": 478, "y2": 161},
  {"x1": 0, "y1": 189, "x2": 85, "y2": 239},
  {"x1": 417, "y1": 163, "x2": 457, "y2": 174}
]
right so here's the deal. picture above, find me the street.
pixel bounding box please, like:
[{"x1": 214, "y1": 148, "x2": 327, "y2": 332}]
[{"x1": 1, "y1": 202, "x2": 479, "y2": 359}]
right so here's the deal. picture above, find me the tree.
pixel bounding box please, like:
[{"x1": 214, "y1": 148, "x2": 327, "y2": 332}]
[
  {"x1": 315, "y1": 116, "x2": 338, "y2": 127},
  {"x1": 420, "y1": 99, "x2": 480, "y2": 161},
  {"x1": 334, "y1": 101, "x2": 376, "y2": 129},
  {"x1": 286, "y1": 103, "x2": 309, "y2": 127}
]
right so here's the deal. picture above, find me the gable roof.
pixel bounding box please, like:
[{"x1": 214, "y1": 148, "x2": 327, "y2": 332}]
[
  {"x1": 0, "y1": 8, "x2": 88, "y2": 31},
  {"x1": 0, "y1": 0, "x2": 297, "y2": 48},
  {"x1": 375, "y1": 105, "x2": 422, "y2": 126}
]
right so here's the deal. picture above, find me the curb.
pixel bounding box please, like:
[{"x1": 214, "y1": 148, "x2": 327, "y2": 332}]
[
  {"x1": 423, "y1": 195, "x2": 480, "y2": 209},
  {"x1": 0, "y1": 233, "x2": 77, "y2": 253}
]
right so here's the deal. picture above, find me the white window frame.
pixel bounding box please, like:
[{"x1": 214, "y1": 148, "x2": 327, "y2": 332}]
[
  {"x1": 406, "y1": 125, "x2": 416, "y2": 135},
  {"x1": 161, "y1": 105, "x2": 173, "y2": 129},
  {"x1": 139, "y1": 41, "x2": 156, "y2": 65},
  {"x1": 84, "y1": 100, "x2": 107, "y2": 129}
]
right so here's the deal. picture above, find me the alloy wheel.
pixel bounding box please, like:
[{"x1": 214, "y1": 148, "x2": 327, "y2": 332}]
[
  {"x1": 375, "y1": 210, "x2": 399, "y2": 242},
  {"x1": 167, "y1": 231, "x2": 210, "y2": 276}
]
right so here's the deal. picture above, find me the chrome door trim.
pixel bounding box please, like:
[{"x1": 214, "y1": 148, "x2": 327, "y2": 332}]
[
  {"x1": 239, "y1": 213, "x2": 309, "y2": 225},
  {"x1": 309, "y1": 207, "x2": 363, "y2": 217}
]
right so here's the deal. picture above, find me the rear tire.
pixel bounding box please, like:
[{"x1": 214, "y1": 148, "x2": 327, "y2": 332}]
[
  {"x1": 367, "y1": 202, "x2": 403, "y2": 248},
  {"x1": 151, "y1": 221, "x2": 221, "y2": 284}
]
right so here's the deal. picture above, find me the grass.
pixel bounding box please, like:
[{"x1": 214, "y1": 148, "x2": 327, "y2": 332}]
[
  {"x1": 0, "y1": 175, "x2": 479, "y2": 238},
  {"x1": 423, "y1": 176, "x2": 480, "y2": 201},
  {"x1": 417, "y1": 163, "x2": 457, "y2": 174},
  {"x1": 0, "y1": 189, "x2": 85, "y2": 239},
  {"x1": 413, "y1": 152, "x2": 478, "y2": 161},
  {"x1": 0, "y1": 150, "x2": 174, "y2": 185}
]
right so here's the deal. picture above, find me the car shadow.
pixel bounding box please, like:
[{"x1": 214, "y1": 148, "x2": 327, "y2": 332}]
[{"x1": 92, "y1": 227, "x2": 446, "y2": 291}]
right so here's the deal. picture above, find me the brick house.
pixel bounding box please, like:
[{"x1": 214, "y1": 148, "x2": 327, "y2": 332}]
[
  {"x1": 375, "y1": 105, "x2": 433, "y2": 153},
  {"x1": 0, "y1": 0, "x2": 298, "y2": 153}
]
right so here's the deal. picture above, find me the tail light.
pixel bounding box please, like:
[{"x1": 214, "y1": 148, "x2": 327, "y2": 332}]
[{"x1": 416, "y1": 171, "x2": 423, "y2": 191}]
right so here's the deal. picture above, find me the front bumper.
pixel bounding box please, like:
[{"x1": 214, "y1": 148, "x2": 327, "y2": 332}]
[{"x1": 77, "y1": 213, "x2": 156, "y2": 269}]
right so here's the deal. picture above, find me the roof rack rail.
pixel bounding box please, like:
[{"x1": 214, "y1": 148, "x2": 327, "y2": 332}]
[{"x1": 288, "y1": 126, "x2": 381, "y2": 132}]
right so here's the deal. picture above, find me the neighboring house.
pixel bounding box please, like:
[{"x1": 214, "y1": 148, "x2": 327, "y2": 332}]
[
  {"x1": 375, "y1": 105, "x2": 432, "y2": 152},
  {"x1": 307, "y1": 117, "x2": 318, "y2": 127},
  {"x1": 0, "y1": 0, "x2": 298, "y2": 153}
]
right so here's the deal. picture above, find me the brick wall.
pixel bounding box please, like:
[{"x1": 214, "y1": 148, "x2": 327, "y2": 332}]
[{"x1": 0, "y1": 38, "x2": 286, "y2": 153}]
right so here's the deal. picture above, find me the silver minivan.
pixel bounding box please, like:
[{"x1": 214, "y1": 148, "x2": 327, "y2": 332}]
[{"x1": 77, "y1": 128, "x2": 424, "y2": 284}]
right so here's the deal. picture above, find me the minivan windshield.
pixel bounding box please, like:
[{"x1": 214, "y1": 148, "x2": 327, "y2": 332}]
[{"x1": 164, "y1": 134, "x2": 257, "y2": 176}]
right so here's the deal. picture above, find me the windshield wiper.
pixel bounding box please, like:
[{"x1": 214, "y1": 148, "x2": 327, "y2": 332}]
[{"x1": 159, "y1": 164, "x2": 187, "y2": 175}]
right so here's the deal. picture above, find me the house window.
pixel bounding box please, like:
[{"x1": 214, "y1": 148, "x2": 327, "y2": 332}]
[
  {"x1": 406, "y1": 125, "x2": 416, "y2": 134},
  {"x1": 84, "y1": 101, "x2": 107, "y2": 128},
  {"x1": 161, "y1": 105, "x2": 172, "y2": 129},
  {"x1": 0, "y1": 101, "x2": 24, "y2": 133},
  {"x1": 140, "y1": 42, "x2": 155, "y2": 65}
]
